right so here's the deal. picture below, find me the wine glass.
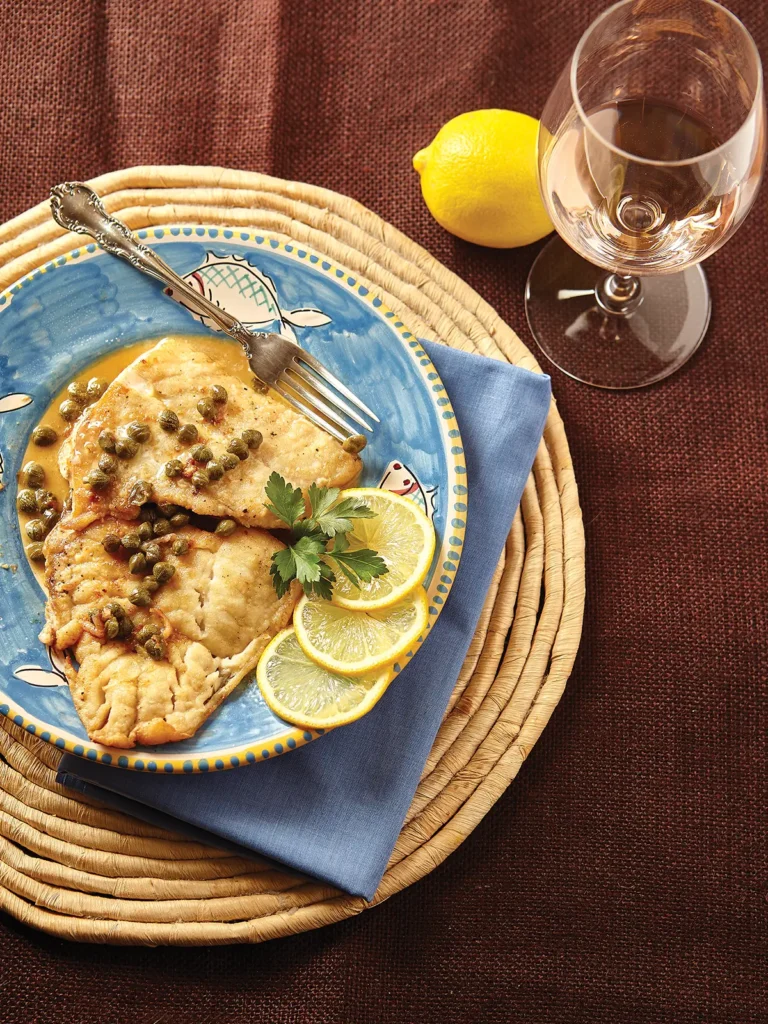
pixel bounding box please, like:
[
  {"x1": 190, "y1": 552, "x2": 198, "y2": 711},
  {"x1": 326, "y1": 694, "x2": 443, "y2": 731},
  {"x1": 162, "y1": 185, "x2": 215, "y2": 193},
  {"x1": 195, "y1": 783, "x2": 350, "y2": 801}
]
[{"x1": 525, "y1": 0, "x2": 766, "y2": 389}]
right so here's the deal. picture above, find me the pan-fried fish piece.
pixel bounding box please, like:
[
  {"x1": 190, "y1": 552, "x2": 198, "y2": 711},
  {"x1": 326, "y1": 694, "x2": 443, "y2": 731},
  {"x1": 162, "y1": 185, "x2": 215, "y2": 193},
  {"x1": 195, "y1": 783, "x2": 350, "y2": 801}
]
[
  {"x1": 40, "y1": 516, "x2": 299, "y2": 748},
  {"x1": 61, "y1": 336, "x2": 361, "y2": 531}
]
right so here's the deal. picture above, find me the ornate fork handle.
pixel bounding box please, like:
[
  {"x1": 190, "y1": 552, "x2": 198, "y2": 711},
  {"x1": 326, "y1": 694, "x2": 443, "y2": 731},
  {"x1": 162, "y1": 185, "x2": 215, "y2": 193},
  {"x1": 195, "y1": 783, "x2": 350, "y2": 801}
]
[{"x1": 49, "y1": 182, "x2": 254, "y2": 353}]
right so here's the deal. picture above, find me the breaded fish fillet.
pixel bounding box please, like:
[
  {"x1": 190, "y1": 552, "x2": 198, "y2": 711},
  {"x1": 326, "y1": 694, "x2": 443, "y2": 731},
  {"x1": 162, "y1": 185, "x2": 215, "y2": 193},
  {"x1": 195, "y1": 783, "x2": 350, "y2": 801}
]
[
  {"x1": 40, "y1": 516, "x2": 299, "y2": 748},
  {"x1": 61, "y1": 336, "x2": 361, "y2": 530}
]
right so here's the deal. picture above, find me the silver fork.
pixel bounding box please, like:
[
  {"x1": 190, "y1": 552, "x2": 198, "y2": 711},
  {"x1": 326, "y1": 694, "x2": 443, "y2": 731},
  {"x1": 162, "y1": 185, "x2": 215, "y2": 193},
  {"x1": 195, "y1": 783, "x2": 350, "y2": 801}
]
[{"x1": 49, "y1": 182, "x2": 377, "y2": 451}]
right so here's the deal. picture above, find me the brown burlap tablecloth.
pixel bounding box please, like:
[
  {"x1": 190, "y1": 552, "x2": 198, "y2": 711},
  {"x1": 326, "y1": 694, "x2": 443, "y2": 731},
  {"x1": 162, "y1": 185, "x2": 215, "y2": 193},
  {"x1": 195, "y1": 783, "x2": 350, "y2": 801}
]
[{"x1": 0, "y1": 0, "x2": 765, "y2": 1021}]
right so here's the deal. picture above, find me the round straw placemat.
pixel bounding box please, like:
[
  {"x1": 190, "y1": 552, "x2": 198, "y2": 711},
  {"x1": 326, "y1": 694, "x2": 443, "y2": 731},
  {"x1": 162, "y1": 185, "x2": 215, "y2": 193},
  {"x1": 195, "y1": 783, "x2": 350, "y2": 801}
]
[{"x1": 0, "y1": 166, "x2": 585, "y2": 945}]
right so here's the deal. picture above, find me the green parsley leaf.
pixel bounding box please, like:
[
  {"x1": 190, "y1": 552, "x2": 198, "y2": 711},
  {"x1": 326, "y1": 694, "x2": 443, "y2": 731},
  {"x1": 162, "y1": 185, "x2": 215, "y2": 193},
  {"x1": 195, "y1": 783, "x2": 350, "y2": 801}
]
[
  {"x1": 269, "y1": 561, "x2": 292, "y2": 599},
  {"x1": 329, "y1": 548, "x2": 388, "y2": 588},
  {"x1": 264, "y1": 472, "x2": 305, "y2": 529},
  {"x1": 307, "y1": 483, "x2": 339, "y2": 521},
  {"x1": 291, "y1": 535, "x2": 325, "y2": 585},
  {"x1": 310, "y1": 495, "x2": 376, "y2": 537}
]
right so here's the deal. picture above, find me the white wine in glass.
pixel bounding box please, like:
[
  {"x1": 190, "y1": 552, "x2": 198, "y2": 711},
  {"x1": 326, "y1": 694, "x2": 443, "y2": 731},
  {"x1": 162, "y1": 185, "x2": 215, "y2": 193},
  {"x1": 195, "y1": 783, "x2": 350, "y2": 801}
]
[{"x1": 525, "y1": 0, "x2": 766, "y2": 389}]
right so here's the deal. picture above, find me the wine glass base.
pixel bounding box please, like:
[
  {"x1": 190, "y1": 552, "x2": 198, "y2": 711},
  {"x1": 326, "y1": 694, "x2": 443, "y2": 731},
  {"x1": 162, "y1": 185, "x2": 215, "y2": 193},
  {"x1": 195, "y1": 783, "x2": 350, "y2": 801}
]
[{"x1": 525, "y1": 236, "x2": 711, "y2": 389}]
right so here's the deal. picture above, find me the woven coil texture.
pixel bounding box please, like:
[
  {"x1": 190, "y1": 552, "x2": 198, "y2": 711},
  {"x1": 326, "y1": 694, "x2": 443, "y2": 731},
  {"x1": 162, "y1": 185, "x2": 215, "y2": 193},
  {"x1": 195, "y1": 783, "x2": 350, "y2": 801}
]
[{"x1": 0, "y1": 165, "x2": 585, "y2": 946}]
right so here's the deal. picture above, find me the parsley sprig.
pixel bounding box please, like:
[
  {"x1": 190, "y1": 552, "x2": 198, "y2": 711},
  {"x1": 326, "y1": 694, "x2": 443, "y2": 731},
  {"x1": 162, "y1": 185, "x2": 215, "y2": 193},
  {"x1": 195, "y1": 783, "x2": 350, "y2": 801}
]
[{"x1": 265, "y1": 473, "x2": 388, "y2": 600}]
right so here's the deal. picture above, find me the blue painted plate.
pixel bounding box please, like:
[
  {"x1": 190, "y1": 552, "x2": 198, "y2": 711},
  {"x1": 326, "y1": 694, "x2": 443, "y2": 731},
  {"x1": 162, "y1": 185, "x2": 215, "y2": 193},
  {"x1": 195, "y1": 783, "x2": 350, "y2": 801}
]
[{"x1": 0, "y1": 227, "x2": 466, "y2": 772}]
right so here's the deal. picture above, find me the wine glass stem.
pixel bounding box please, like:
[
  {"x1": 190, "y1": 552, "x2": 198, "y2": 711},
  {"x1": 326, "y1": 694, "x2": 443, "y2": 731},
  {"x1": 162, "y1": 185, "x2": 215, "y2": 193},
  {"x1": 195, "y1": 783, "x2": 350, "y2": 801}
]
[{"x1": 595, "y1": 272, "x2": 644, "y2": 317}]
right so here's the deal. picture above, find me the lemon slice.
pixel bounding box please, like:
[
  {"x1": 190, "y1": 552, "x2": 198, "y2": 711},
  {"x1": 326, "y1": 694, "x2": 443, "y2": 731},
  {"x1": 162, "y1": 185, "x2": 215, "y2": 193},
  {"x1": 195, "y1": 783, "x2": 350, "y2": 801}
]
[
  {"x1": 256, "y1": 628, "x2": 393, "y2": 729},
  {"x1": 294, "y1": 587, "x2": 429, "y2": 675},
  {"x1": 329, "y1": 487, "x2": 436, "y2": 611}
]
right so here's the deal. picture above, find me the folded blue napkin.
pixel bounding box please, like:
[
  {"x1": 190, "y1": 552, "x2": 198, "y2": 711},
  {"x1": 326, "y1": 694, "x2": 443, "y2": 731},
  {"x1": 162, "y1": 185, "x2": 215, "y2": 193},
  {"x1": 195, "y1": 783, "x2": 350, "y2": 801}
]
[{"x1": 58, "y1": 341, "x2": 550, "y2": 900}]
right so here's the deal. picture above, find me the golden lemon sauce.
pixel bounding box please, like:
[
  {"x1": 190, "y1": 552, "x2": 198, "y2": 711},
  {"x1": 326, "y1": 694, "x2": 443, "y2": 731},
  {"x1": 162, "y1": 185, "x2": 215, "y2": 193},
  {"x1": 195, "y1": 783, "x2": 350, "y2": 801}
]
[{"x1": 17, "y1": 334, "x2": 252, "y2": 585}]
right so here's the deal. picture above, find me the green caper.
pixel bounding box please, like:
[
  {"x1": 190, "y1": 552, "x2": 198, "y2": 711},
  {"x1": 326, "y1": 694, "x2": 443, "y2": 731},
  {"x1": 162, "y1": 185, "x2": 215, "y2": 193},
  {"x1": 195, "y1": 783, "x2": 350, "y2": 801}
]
[
  {"x1": 126, "y1": 421, "x2": 150, "y2": 443},
  {"x1": 98, "y1": 429, "x2": 117, "y2": 453},
  {"x1": 214, "y1": 518, "x2": 236, "y2": 537},
  {"x1": 128, "y1": 552, "x2": 147, "y2": 575},
  {"x1": 190, "y1": 444, "x2": 213, "y2": 463},
  {"x1": 121, "y1": 532, "x2": 141, "y2": 552},
  {"x1": 25, "y1": 542, "x2": 45, "y2": 562},
  {"x1": 169, "y1": 512, "x2": 190, "y2": 530},
  {"x1": 23, "y1": 461, "x2": 45, "y2": 488},
  {"x1": 142, "y1": 576, "x2": 160, "y2": 593},
  {"x1": 102, "y1": 533, "x2": 122, "y2": 554},
  {"x1": 226, "y1": 437, "x2": 249, "y2": 460},
  {"x1": 115, "y1": 437, "x2": 139, "y2": 459},
  {"x1": 98, "y1": 453, "x2": 119, "y2": 476},
  {"x1": 211, "y1": 385, "x2": 227, "y2": 404},
  {"x1": 144, "y1": 636, "x2": 167, "y2": 661},
  {"x1": 135, "y1": 623, "x2": 161, "y2": 645},
  {"x1": 164, "y1": 459, "x2": 183, "y2": 478},
  {"x1": 157, "y1": 503, "x2": 182, "y2": 517},
  {"x1": 128, "y1": 480, "x2": 153, "y2": 505},
  {"x1": 117, "y1": 616, "x2": 135, "y2": 639},
  {"x1": 197, "y1": 397, "x2": 215, "y2": 421},
  {"x1": 67, "y1": 381, "x2": 89, "y2": 405},
  {"x1": 104, "y1": 617, "x2": 120, "y2": 640},
  {"x1": 59, "y1": 399, "x2": 81, "y2": 422},
  {"x1": 152, "y1": 561, "x2": 175, "y2": 584},
  {"x1": 158, "y1": 409, "x2": 180, "y2": 432},
  {"x1": 138, "y1": 505, "x2": 157, "y2": 522},
  {"x1": 205, "y1": 460, "x2": 224, "y2": 481},
  {"x1": 219, "y1": 452, "x2": 240, "y2": 472},
  {"x1": 342, "y1": 434, "x2": 367, "y2": 455},
  {"x1": 138, "y1": 521, "x2": 154, "y2": 542},
  {"x1": 241, "y1": 429, "x2": 263, "y2": 450},
  {"x1": 129, "y1": 586, "x2": 151, "y2": 608},
  {"x1": 171, "y1": 537, "x2": 189, "y2": 556},
  {"x1": 42, "y1": 508, "x2": 60, "y2": 531},
  {"x1": 142, "y1": 542, "x2": 161, "y2": 566},
  {"x1": 104, "y1": 601, "x2": 125, "y2": 620},
  {"x1": 87, "y1": 377, "x2": 107, "y2": 402},
  {"x1": 153, "y1": 518, "x2": 172, "y2": 537},
  {"x1": 85, "y1": 469, "x2": 110, "y2": 491},
  {"x1": 178, "y1": 423, "x2": 198, "y2": 444},
  {"x1": 35, "y1": 489, "x2": 58, "y2": 512},
  {"x1": 191, "y1": 470, "x2": 209, "y2": 488},
  {"x1": 17, "y1": 489, "x2": 38, "y2": 514},
  {"x1": 25, "y1": 519, "x2": 45, "y2": 542},
  {"x1": 31, "y1": 424, "x2": 58, "y2": 447}
]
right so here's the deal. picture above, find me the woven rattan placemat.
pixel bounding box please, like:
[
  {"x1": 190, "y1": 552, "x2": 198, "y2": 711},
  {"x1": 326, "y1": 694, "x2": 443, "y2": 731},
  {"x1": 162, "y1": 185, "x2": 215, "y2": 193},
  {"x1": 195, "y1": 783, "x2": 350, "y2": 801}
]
[{"x1": 0, "y1": 166, "x2": 584, "y2": 945}]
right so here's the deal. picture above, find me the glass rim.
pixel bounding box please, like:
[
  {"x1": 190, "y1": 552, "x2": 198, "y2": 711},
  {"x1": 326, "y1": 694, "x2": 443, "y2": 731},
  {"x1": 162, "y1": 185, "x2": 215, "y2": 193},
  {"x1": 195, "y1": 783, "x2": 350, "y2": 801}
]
[{"x1": 569, "y1": 0, "x2": 765, "y2": 168}]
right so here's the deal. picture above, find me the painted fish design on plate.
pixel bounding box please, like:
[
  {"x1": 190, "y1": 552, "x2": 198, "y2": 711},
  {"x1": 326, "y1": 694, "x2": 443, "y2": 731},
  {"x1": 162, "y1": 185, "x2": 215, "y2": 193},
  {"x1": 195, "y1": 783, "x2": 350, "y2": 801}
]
[{"x1": 378, "y1": 460, "x2": 438, "y2": 522}]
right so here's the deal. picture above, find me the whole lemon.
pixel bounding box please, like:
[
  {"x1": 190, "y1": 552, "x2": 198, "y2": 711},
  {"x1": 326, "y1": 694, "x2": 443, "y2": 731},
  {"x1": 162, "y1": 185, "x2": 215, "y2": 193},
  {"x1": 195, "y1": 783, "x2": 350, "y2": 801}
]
[{"x1": 413, "y1": 109, "x2": 553, "y2": 248}]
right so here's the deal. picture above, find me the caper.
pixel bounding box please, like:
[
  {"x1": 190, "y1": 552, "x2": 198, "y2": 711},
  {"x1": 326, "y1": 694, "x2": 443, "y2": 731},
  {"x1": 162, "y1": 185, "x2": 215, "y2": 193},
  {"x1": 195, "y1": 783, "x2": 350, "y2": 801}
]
[
  {"x1": 137, "y1": 521, "x2": 154, "y2": 542},
  {"x1": 87, "y1": 377, "x2": 107, "y2": 401},
  {"x1": 25, "y1": 519, "x2": 45, "y2": 542},
  {"x1": 157, "y1": 503, "x2": 182, "y2": 518},
  {"x1": 219, "y1": 452, "x2": 240, "y2": 472},
  {"x1": 171, "y1": 537, "x2": 189, "y2": 556},
  {"x1": 191, "y1": 470, "x2": 209, "y2": 488},
  {"x1": 85, "y1": 469, "x2": 110, "y2": 491},
  {"x1": 144, "y1": 636, "x2": 166, "y2": 661},
  {"x1": 104, "y1": 601, "x2": 125, "y2": 620},
  {"x1": 129, "y1": 586, "x2": 151, "y2": 607},
  {"x1": 59, "y1": 399, "x2": 81, "y2": 422},
  {"x1": 241, "y1": 429, "x2": 263, "y2": 450},
  {"x1": 169, "y1": 512, "x2": 190, "y2": 530},
  {"x1": 211, "y1": 385, "x2": 227, "y2": 404},
  {"x1": 158, "y1": 409, "x2": 180, "y2": 432},
  {"x1": 142, "y1": 576, "x2": 160, "y2": 593},
  {"x1": 342, "y1": 433, "x2": 367, "y2": 455},
  {"x1": 152, "y1": 561, "x2": 175, "y2": 584},
  {"x1": 104, "y1": 617, "x2": 120, "y2": 640},
  {"x1": 102, "y1": 533, "x2": 122, "y2": 554},
  {"x1": 206, "y1": 460, "x2": 224, "y2": 481},
  {"x1": 142, "y1": 542, "x2": 161, "y2": 566},
  {"x1": 190, "y1": 444, "x2": 213, "y2": 463},
  {"x1": 126, "y1": 421, "x2": 150, "y2": 443},
  {"x1": 67, "y1": 381, "x2": 89, "y2": 405},
  {"x1": 153, "y1": 518, "x2": 172, "y2": 537},
  {"x1": 128, "y1": 480, "x2": 153, "y2": 505},
  {"x1": 117, "y1": 616, "x2": 135, "y2": 639},
  {"x1": 32, "y1": 424, "x2": 58, "y2": 447},
  {"x1": 23, "y1": 461, "x2": 45, "y2": 488},
  {"x1": 252, "y1": 376, "x2": 269, "y2": 394},
  {"x1": 115, "y1": 437, "x2": 139, "y2": 459},
  {"x1": 121, "y1": 532, "x2": 141, "y2": 552},
  {"x1": 42, "y1": 508, "x2": 60, "y2": 531},
  {"x1": 164, "y1": 459, "x2": 183, "y2": 478},
  {"x1": 26, "y1": 542, "x2": 45, "y2": 562},
  {"x1": 214, "y1": 518, "x2": 236, "y2": 537},
  {"x1": 135, "y1": 623, "x2": 161, "y2": 645},
  {"x1": 138, "y1": 505, "x2": 157, "y2": 522},
  {"x1": 226, "y1": 437, "x2": 249, "y2": 460},
  {"x1": 35, "y1": 489, "x2": 58, "y2": 512},
  {"x1": 128, "y1": 552, "x2": 147, "y2": 575},
  {"x1": 17, "y1": 489, "x2": 38, "y2": 514},
  {"x1": 98, "y1": 429, "x2": 117, "y2": 453},
  {"x1": 197, "y1": 397, "x2": 215, "y2": 421},
  {"x1": 178, "y1": 423, "x2": 198, "y2": 444},
  {"x1": 97, "y1": 454, "x2": 118, "y2": 476}
]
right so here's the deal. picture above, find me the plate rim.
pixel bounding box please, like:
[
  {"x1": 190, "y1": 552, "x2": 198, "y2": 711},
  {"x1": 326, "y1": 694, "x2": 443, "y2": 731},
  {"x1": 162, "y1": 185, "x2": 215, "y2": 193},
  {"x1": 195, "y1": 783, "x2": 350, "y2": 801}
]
[{"x1": 0, "y1": 225, "x2": 467, "y2": 772}]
